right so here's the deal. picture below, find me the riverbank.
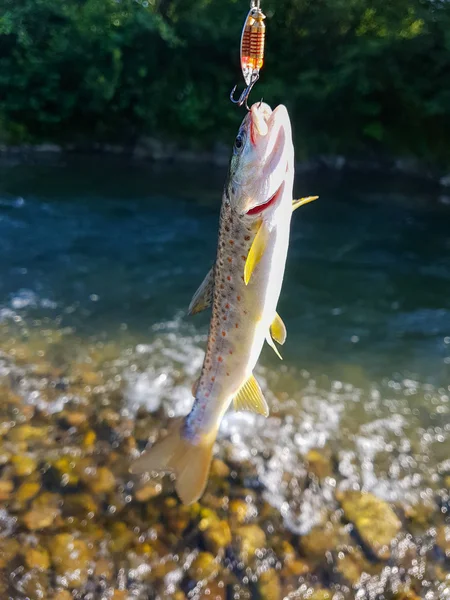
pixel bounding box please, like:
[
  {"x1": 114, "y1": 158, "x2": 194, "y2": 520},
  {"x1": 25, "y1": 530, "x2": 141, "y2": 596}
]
[{"x1": 1, "y1": 141, "x2": 449, "y2": 187}]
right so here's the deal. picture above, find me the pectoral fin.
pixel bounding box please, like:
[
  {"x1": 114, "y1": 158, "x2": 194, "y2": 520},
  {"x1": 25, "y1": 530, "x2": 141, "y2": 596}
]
[
  {"x1": 266, "y1": 332, "x2": 283, "y2": 360},
  {"x1": 292, "y1": 196, "x2": 319, "y2": 212},
  {"x1": 188, "y1": 267, "x2": 214, "y2": 315},
  {"x1": 270, "y1": 312, "x2": 287, "y2": 345},
  {"x1": 244, "y1": 222, "x2": 270, "y2": 285},
  {"x1": 233, "y1": 374, "x2": 269, "y2": 417}
]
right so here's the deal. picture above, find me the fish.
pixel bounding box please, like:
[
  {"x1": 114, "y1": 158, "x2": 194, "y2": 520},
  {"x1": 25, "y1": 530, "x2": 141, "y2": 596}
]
[{"x1": 130, "y1": 102, "x2": 317, "y2": 505}]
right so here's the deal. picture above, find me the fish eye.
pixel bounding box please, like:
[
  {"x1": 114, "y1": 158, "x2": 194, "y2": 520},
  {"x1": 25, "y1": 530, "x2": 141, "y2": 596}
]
[{"x1": 233, "y1": 131, "x2": 246, "y2": 154}]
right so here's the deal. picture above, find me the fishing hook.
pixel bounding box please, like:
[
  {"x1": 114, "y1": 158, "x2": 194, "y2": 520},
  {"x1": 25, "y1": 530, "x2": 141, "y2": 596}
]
[{"x1": 230, "y1": 72, "x2": 260, "y2": 110}]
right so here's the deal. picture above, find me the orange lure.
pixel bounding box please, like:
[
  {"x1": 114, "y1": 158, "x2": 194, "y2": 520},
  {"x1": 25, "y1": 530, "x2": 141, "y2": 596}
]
[{"x1": 230, "y1": 1, "x2": 266, "y2": 108}]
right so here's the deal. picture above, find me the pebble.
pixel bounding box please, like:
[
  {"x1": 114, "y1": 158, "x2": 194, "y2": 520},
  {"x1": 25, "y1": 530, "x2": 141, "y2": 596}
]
[
  {"x1": 203, "y1": 520, "x2": 232, "y2": 555},
  {"x1": 49, "y1": 533, "x2": 93, "y2": 589},
  {"x1": 337, "y1": 490, "x2": 401, "y2": 559},
  {"x1": 234, "y1": 524, "x2": 266, "y2": 565},
  {"x1": 188, "y1": 552, "x2": 219, "y2": 581},
  {"x1": 25, "y1": 546, "x2": 51, "y2": 570}
]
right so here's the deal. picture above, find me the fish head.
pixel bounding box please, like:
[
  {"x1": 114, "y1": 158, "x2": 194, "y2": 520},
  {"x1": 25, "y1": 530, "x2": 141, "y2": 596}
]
[{"x1": 226, "y1": 102, "x2": 294, "y2": 218}]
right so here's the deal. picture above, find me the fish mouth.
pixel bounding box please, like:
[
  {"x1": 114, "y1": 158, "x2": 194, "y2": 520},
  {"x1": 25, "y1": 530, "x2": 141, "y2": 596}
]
[{"x1": 245, "y1": 180, "x2": 284, "y2": 216}]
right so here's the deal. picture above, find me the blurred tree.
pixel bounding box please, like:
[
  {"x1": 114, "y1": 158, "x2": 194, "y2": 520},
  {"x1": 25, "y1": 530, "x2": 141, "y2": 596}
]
[{"x1": 0, "y1": 0, "x2": 449, "y2": 163}]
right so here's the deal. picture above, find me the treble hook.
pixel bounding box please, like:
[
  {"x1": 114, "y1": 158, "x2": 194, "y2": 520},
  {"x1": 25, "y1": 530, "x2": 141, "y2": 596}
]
[
  {"x1": 230, "y1": 72, "x2": 260, "y2": 110},
  {"x1": 230, "y1": 1, "x2": 266, "y2": 110}
]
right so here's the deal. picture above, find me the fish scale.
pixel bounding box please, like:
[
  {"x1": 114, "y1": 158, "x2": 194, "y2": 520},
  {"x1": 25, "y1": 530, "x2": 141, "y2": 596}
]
[{"x1": 185, "y1": 199, "x2": 258, "y2": 438}]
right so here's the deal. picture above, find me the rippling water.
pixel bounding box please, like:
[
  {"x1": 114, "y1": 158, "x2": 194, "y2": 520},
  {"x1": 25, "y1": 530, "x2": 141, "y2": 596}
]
[{"x1": 0, "y1": 158, "x2": 449, "y2": 598}]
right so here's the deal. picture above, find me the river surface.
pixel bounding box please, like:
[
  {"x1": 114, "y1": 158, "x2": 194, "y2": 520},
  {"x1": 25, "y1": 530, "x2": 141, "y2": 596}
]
[{"x1": 0, "y1": 158, "x2": 449, "y2": 598}]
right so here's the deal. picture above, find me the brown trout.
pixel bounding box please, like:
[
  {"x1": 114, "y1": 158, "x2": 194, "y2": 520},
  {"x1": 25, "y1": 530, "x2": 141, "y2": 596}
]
[{"x1": 131, "y1": 102, "x2": 317, "y2": 504}]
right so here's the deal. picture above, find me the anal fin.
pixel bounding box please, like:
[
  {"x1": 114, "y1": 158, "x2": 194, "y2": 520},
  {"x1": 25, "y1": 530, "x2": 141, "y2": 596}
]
[{"x1": 233, "y1": 374, "x2": 269, "y2": 417}]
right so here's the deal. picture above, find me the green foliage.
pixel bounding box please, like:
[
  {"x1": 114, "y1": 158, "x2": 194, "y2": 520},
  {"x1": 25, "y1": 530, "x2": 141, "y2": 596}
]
[{"x1": 0, "y1": 0, "x2": 449, "y2": 163}]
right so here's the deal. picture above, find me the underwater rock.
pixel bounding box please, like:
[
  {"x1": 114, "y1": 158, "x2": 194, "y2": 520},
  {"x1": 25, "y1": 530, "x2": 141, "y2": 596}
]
[
  {"x1": 336, "y1": 547, "x2": 373, "y2": 585},
  {"x1": 202, "y1": 520, "x2": 232, "y2": 555},
  {"x1": 49, "y1": 533, "x2": 93, "y2": 589},
  {"x1": 108, "y1": 522, "x2": 135, "y2": 554},
  {"x1": 52, "y1": 590, "x2": 73, "y2": 600},
  {"x1": 13, "y1": 569, "x2": 49, "y2": 598},
  {"x1": 63, "y1": 493, "x2": 99, "y2": 518},
  {"x1": 60, "y1": 411, "x2": 88, "y2": 428},
  {"x1": 8, "y1": 424, "x2": 50, "y2": 443},
  {"x1": 23, "y1": 492, "x2": 61, "y2": 530},
  {"x1": 275, "y1": 539, "x2": 313, "y2": 578},
  {"x1": 210, "y1": 458, "x2": 230, "y2": 479},
  {"x1": 0, "y1": 538, "x2": 21, "y2": 567},
  {"x1": 298, "y1": 522, "x2": 339, "y2": 559},
  {"x1": 281, "y1": 558, "x2": 311, "y2": 577},
  {"x1": 234, "y1": 524, "x2": 267, "y2": 565},
  {"x1": 11, "y1": 454, "x2": 38, "y2": 477},
  {"x1": 0, "y1": 450, "x2": 11, "y2": 466},
  {"x1": 229, "y1": 499, "x2": 250, "y2": 524},
  {"x1": 93, "y1": 557, "x2": 114, "y2": 580},
  {"x1": 78, "y1": 463, "x2": 116, "y2": 495},
  {"x1": 196, "y1": 580, "x2": 225, "y2": 600},
  {"x1": 308, "y1": 590, "x2": 333, "y2": 600},
  {"x1": 50, "y1": 456, "x2": 81, "y2": 487},
  {"x1": 15, "y1": 481, "x2": 41, "y2": 505},
  {"x1": 337, "y1": 490, "x2": 401, "y2": 559},
  {"x1": 188, "y1": 552, "x2": 219, "y2": 581},
  {"x1": 110, "y1": 592, "x2": 128, "y2": 600},
  {"x1": 392, "y1": 588, "x2": 421, "y2": 600},
  {"x1": 256, "y1": 568, "x2": 281, "y2": 600},
  {"x1": 162, "y1": 497, "x2": 193, "y2": 536},
  {"x1": 72, "y1": 364, "x2": 103, "y2": 387},
  {"x1": 134, "y1": 482, "x2": 162, "y2": 502},
  {"x1": 305, "y1": 448, "x2": 333, "y2": 481},
  {"x1": 24, "y1": 546, "x2": 51, "y2": 570},
  {"x1": 437, "y1": 525, "x2": 450, "y2": 557},
  {"x1": 404, "y1": 502, "x2": 436, "y2": 531},
  {"x1": 0, "y1": 480, "x2": 13, "y2": 501}
]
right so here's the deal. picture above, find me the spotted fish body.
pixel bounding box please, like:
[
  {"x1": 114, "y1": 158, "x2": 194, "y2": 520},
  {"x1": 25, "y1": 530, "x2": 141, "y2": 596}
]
[
  {"x1": 185, "y1": 167, "x2": 293, "y2": 438},
  {"x1": 131, "y1": 103, "x2": 316, "y2": 504}
]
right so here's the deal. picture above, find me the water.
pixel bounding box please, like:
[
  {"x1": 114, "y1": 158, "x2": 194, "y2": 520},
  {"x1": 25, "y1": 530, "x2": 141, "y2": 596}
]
[{"x1": 0, "y1": 157, "x2": 449, "y2": 598}]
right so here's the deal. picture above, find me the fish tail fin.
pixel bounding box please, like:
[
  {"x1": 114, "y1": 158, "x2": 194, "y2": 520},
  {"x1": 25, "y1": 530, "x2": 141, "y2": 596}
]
[{"x1": 130, "y1": 417, "x2": 215, "y2": 505}]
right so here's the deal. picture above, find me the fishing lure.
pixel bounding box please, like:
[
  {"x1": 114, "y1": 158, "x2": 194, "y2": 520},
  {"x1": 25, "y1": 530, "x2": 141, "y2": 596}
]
[{"x1": 230, "y1": 0, "x2": 266, "y2": 109}]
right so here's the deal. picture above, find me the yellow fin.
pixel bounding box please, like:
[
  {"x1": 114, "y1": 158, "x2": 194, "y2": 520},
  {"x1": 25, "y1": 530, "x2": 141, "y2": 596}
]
[
  {"x1": 244, "y1": 222, "x2": 269, "y2": 285},
  {"x1": 270, "y1": 312, "x2": 287, "y2": 345},
  {"x1": 188, "y1": 267, "x2": 214, "y2": 315},
  {"x1": 130, "y1": 417, "x2": 215, "y2": 505},
  {"x1": 292, "y1": 196, "x2": 319, "y2": 212},
  {"x1": 233, "y1": 374, "x2": 269, "y2": 417},
  {"x1": 266, "y1": 332, "x2": 283, "y2": 360}
]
